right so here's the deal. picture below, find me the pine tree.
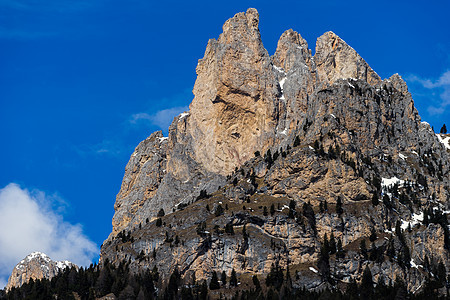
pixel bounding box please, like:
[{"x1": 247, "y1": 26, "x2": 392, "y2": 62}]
[
  {"x1": 215, "y1": 204, "x2": 224, "y2": 216},
  {"x1": 360, "y1": 266, "x2": 374, "y2": 299},
  {"x1": 336, "y1": 196, "x2": 343, "y2": 216},
  {"x1": 252, "y1": 275, "x2": 261, "y2": 290},
  {"x1": 323, "y1": 233, "x2": 330, "y2": 254},
  {"x1": 288, "y1": 200, "x2": 296, "y2": 218},
  {"x1": 336, "y1": 238, "x2": 345, "y2": 259},
  {"x1": 318, "y1": 243, "x2": 330, "y2": 282},
  {"x1": 209, "y1": 271, "x2": 220, "y2": 290},
  {"x1": 329, "y1": 232, "x2": 337, "y2": 254},
  {"x1": 230, "y1": 269, "x2": 238, "y2": 287},
  {"x1": 293, "y1": 136, "x2": 300, "y2": 147},
  {"x1": 221, "y1": 271, "x2": 227, "y2": 286},
  {"x1": 440, "y1": 124, "x2": 447, "y2": 134},
  {"x1": 270, "y1": 203, "x2": 275, "y2": 216},
  {"x1": 369, "y1": 227, "x2": 377, "y2": 242},
  {"x1": 360, "y1": 239, "x2": 368, "y2": 260},
  {"x1": 371, "y1": 193, "x2": 379, "y2": 206},
  {"x1": 200, "y1": 280, "x2": 208, "y2": 300}
]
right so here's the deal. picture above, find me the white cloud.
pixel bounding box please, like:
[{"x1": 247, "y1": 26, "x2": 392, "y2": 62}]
[
  {"x1": 408, "y1": 70, "x2": 450, "y2": 116},
  {"x1": 0, "y1": 183, "x2": 98, "y2": 288},
  {"x1": 130, "y1": 106, "x2": 188, "y2": 132}
]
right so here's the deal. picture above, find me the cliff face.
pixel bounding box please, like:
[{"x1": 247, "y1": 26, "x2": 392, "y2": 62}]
[
  {"x1": 102, "y1": 8, "x2": 450, "y2": 294},
  {"x1": 6, "y1": 252, "x2": 76, "y2": 291}
]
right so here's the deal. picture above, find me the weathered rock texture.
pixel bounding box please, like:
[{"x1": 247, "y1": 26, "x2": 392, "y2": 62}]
[
  {"x1": 6, "y1": 252, "x2": 76, "y2": 291},
  {"x1": 101, "y1": 8, "x2": 450, "y2": 295}
]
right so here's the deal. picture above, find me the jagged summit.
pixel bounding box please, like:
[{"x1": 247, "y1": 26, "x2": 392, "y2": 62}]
[
  {"x1": 314, "y1": 30, "x2": 382, "y2": 86},
  {"x1": 107, "y1": 7, "x2": 448, "y2": 239},
  {"x1": 6, "y1": 252, "x2": 76, "y2": 291}
]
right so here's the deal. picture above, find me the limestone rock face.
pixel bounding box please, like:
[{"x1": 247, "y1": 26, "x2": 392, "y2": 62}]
[
  {"x1": 111, "y1": 131, "x2": 168, "y2": 237},
  {"x1": 189, "y1": 8, "x2": 280, "y2": 175},
  {"x1": 314, "y1": 31, "x2": 381, "y2": 87},
  {"x1": 271, "y1": 29, "x2": 316, "y2": 139},
  {"x1": 6, "y1": 252, "x2": 76, "y2": 291}
]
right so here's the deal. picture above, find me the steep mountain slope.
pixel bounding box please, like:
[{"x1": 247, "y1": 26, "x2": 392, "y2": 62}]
[
  {"x1": 101, "y1": 8, "x2": 449, "y2": 295},
  {"x1": 6, "y1": 252, "x2": 76, "y2": 291}
]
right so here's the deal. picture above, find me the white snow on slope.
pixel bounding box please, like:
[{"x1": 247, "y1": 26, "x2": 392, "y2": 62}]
[
  {"x1": 382, "y1": 177, "x2": 405, "y2": 189},
  {"x1": 309, "y1": 267, "x2": 318, "y2": 273},
  {"x1": 279, "y1": 77, "x2": 287, "y2": 101},
  {"x1": 436, "y1": 134, "x2": 450, "y2": 150},
  {"x1": 400, "y1": 212, "x2": 424, "y2": 230},
  {"x1": 273, "y1": 65, "x2": 285, "y2": 74},
  {"x1": 399, "y1": 153, "x2": 407, "y2": 160},
  {"x1": 178, "y1": 112, "x2": 189, "y2": 121}
]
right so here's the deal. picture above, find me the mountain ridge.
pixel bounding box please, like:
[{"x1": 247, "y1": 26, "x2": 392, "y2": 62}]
[
  {"x1": 6, "y1": 252, "x2": 76, "y2": 291},
  {"x1": 98, "y1": 8, "x2": 449, "y2": 296}
]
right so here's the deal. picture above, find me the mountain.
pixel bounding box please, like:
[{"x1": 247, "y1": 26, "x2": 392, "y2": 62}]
[
  {"x1": 5, "y1": 8, "x2": 450, "y2": 299},
  {"x1": 6, "y1": 252, "x2": 76, "y2": 291},
  {"x1": 97, "y1": 7, "x2": 450, "y2": 296}
]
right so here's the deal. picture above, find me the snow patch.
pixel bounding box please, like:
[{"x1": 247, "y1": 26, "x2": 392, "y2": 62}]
[
  {"x1": 330, "y1": 114, "x2": 336, "y2": 119},
  {"x1": 158, "y1": 137, "x2": 168, "y2": 142},
  {"x1": 27, "y1": 252, "x2": 50, "y2": 262},
  {"x1": 178, "y1": 112, "x2": 189, "y2": 121},
  {"x1": 309, "y1": 267, "x2": 318, "y2": 273},
  {"x1": 436, "y1": 134, "x2": 450, "y2": 150},
  {"x1": 398, "y1": 153, "x2": 407, "y2": 160},
  {"x1": 398, "y1": 212, "x2": 423, "y2": 231},
  {"x1": 381, "y1": 177, "x2": 405, "y2": 189},
  {"x1": 273, "y1": 65, "x2": 285, "y2": 74},
  {"x1": 309, "y1": 146, "x2": 314, "y2": 150},
  {"x1": 280, "y1": 127, "x2": 288, "y2": 135},
  {"x1": 56, "y1": 261, "x2": 72, "y2": 270},
  {"x1": 410, "y1": 258, "x2": 423, "y2": 269},
  {"x1": 411, "y1": 150, "x2": 419, "y2": 156},
  {"x1": 279, "y1": 77, "x2": 287, "y2": 102}
]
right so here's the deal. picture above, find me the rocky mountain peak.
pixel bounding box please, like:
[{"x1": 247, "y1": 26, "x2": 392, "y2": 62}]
[
  {"x1": 6, "y1": 252, "x2": 76, "y2": 291},
  {"x1": 221, "y1": 8, "x2": 260, "y2": 41},
  {"x1": 314, "y1": 31, "x2": 382, "y2": 86},
  {"x1": 272, "y1": 29, "x2": 311, "y2": 73},
  {"x1": 189, "y1": 8, "x2": 278, "y2": 176}
]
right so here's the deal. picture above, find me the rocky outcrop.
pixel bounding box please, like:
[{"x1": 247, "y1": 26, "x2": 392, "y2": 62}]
[
  {"x1": 6, "y1": 252, "x2": 76, "y2": 291},
  {"x1": 189, "y1": 8, "x2": 280, "y2": 176},
  {"x1": 102, "y1": 8, "x2": 450, "y2": 295},
  {"x1": 314, "y1": 31, "x2": 381, "y2": 87}
]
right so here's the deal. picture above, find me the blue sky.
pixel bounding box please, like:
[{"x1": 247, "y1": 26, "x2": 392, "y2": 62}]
[{"x1": 0, "y1": 0, "x2": 449, "y2": 286}]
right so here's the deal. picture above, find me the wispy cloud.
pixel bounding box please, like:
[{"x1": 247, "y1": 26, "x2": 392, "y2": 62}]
[
  {"x1": 407, "y1": 70, "x2": 450, "y2": 116},
  {"x1": 74, "y1": 139, "x2": 126, "y2": 158},
  {"x1": 130, "y1": 106, "x2": 189, "y2": 132},
  {"x1": 0, "y1": 183, "x2": 98, "y2": 288}
]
